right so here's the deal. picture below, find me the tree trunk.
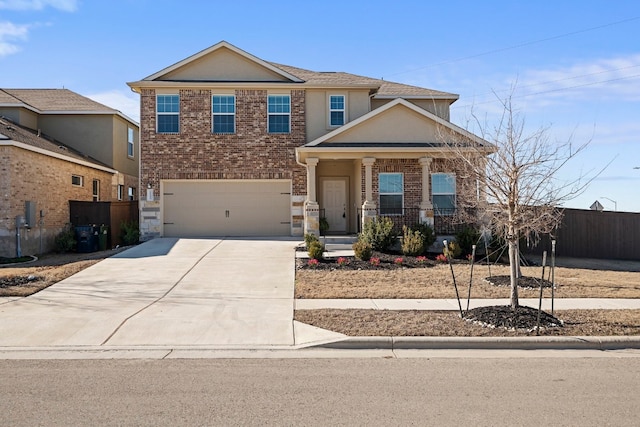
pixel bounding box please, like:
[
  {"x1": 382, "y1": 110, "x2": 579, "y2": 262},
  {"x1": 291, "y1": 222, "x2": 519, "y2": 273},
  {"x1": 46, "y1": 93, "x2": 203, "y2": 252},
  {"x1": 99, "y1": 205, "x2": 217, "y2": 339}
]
[{"x1": 508, "y1": 239, "x2": 519, "y2": 309}]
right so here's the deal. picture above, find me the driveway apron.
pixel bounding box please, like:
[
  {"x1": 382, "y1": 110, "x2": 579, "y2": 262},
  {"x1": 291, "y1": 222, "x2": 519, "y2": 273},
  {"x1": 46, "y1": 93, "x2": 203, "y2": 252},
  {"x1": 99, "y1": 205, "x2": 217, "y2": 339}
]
[{"x1": 0, "y1": 238, "x2": 297, "y2": 348}]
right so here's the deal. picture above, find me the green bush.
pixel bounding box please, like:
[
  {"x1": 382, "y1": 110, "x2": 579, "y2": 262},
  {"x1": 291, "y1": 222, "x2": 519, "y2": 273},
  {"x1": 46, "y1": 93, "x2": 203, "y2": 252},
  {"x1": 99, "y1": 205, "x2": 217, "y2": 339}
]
[
  {"x1": 455, "y1": 226, "x2": 481, "y2": 257},
  {"x1": 319, "y1": 217, "x2": 330, "y2": 235},
  {"x1": 352, "y1": 240, "x2": 373, "y2": 261},
  {"x1": 304, "y1": 233, "x2": 319, "y2": 250},
  {"x1": 401, "y1": 226, "x2": 424, "y2": 256},
  {"x1": 54, "y1": 223, "x2": 76, "y2": 253},
  {"x1": 308, "y1": 241, "x2": 325, "y2": 260},
  {"x1": 120, "y1": 220, "x2": 140, "y2": 246},
  {"x1": 359, "y1": 217, "x2": 397, "y2": 252},
  {"x1": 410, "y1": 223, "x2": 436, "y2": 254}
]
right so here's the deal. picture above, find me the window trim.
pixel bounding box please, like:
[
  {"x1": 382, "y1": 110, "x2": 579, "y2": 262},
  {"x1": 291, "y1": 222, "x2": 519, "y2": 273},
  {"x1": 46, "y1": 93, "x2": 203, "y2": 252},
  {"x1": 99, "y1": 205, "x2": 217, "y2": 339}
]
[
  {"x1": 117, "y1": 184, "x2": 124, "y2": 201},
  {"x1": 267, "y1": 94, "x2": 291, "y2": 134},
  {"x1": 71, "y1": 175, "x2": 83, "y2": 187},
  {"x1": 329, "y1": 94, "x2": 346, "y2": 127},
  {"x1": 431, "y1": 172, "x2": 456, "y2": 215},
  {"x1": 127, "y1": 127, "x2": 135, "y2": 158},
  {"x1": 379, "y1": 172, "x2": 404, "y2": 215},
  {"x1": 156, "y1": 94, "x2": 180, "y2": 134},
  {"x1": 92, "y1": 179, "x2": 100, "y2": 202},
  {"x1": 212, "y1": 95, "x2": 236, "y2": 134}
]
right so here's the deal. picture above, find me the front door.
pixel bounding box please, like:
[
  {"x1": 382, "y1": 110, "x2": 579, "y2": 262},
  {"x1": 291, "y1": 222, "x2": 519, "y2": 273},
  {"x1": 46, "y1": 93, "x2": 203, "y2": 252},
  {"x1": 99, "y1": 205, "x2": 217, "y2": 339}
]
[{"x1": 322, "y1": 178, "x2": 347, "y2": 233}]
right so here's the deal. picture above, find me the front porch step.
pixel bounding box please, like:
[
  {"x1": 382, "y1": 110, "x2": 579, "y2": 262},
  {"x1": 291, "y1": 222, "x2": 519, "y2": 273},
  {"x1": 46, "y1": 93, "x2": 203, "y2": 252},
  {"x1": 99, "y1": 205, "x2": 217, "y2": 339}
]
[{"x1": 320, "y1": 235, "x2": 357, "y2": 252}]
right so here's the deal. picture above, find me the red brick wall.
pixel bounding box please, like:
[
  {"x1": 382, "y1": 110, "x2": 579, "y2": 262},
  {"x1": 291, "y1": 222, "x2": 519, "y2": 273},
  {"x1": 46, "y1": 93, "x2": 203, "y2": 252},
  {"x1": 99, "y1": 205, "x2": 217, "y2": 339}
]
[
  {"x1": 140, "y1": 88, "x2": 307, "y2": 199},
  {"x1": 365, "y1": 159, "x2": 423, "y2": 209},
  {"x1": 0, "y1": 146, "x2": 114, "y2": 257}
]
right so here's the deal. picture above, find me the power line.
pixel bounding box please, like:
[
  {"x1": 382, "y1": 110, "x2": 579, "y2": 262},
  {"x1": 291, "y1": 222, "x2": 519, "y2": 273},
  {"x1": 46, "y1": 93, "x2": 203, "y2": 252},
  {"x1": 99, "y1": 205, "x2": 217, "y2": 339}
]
[{"x1": 385, "y1": 16, "x2": 640, "y2": 78}]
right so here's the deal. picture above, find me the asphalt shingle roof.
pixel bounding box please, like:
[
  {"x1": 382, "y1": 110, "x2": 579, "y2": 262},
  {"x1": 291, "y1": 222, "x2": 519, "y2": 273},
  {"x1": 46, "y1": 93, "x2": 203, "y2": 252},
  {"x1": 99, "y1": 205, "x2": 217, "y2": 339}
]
[{"x1": 0, "y1": 89, "x2": 116, "y2": 112}]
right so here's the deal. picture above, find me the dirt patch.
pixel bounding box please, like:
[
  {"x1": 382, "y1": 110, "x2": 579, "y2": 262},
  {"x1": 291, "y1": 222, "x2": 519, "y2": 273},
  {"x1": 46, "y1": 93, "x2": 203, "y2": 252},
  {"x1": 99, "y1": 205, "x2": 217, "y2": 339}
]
[
  {"x1": 294, "y1": 309, "x2": 640, "y2": 336},
  {"x1": 0, "y1": 248, "x2": 128, "y2": 297}
]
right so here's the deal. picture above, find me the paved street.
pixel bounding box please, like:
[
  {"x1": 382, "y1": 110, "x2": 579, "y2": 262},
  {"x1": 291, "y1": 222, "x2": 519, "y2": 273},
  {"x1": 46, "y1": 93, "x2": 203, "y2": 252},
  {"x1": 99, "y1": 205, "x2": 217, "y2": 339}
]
[{"x1": 1, "y1": 356, "x2": 639, "y2": 426}]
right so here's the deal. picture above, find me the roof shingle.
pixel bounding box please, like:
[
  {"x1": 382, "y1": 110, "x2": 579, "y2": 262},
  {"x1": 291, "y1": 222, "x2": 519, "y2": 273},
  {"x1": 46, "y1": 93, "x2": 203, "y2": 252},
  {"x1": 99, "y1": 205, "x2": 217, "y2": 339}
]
[{"x1": 0, "y1": 89, "x2": 116, "y2": 112}]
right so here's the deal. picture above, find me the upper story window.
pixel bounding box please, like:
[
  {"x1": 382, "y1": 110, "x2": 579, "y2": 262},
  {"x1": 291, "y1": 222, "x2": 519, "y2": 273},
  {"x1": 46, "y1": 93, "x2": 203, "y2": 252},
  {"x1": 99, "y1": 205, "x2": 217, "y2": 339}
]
[
  {"x1": 71, "y1": 174, "x2": 83, "y2": 187},
  {"x1": 127, "y1": 127, "x2": 135, "y2": 157},
  {"x1": 117, "y1": 184, "x2": 124, "y2": 201},
  {"x1": 92, "y1": 179, "x2": 100, "y2": 202},
  {"x1": 432, "y1": 173, "x2": 456, "y2": 215},
  {"x1": 379, "y1": 173, "x2": 403, "y2": 215},
  {"x1": 156, "y1": 95, "x2": 179, "y2": 133},
  {"x1": 329, "y1": 95, "x2": 345, "y2": 126},
  {"x1": 212, "y1": 95, "x2": 235, "y2": 134},
  {"x1": 128, "y1": 186, "x2": 136, "y2": 201},
  {"x1": 267, "y1": 95, "x2": 290, "y2": 133}
]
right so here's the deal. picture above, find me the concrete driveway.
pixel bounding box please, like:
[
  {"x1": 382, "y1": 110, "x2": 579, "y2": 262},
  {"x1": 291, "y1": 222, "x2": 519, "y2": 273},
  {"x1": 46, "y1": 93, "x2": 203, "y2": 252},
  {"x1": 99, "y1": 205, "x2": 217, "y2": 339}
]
[{"x1": 0, "y1": 238, "x2": 343, "y2": 349}]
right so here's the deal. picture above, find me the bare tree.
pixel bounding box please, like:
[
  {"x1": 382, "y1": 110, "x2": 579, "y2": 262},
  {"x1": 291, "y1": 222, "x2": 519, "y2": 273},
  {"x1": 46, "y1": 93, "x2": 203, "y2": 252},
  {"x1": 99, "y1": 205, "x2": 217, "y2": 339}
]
[{"x1": 441, "y1": 92, "x2": 599, "y2": 309}]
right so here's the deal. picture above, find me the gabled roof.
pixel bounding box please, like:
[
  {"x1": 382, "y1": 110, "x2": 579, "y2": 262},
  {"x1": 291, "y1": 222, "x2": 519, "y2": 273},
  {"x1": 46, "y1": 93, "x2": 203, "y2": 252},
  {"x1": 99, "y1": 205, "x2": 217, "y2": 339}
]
[
  {"x1": 142, "y1": 41, "x2": 304, "y2": 83},
  {"x1": 0, "y1": 117, "x2": 116, "y2": 173},
  {"x1": 304, "y1": 98, "x2": 489, "y2": 147},
  {"x1": 130, "y1": 41, "x2": 459, "y2": 101}
]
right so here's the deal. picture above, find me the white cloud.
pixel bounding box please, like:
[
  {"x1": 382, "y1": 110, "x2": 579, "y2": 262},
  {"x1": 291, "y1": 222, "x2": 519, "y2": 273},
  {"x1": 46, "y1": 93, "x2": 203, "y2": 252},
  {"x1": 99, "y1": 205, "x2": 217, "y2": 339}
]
[
  {"x1": 87, "y1": 90, "x2": 140, "y2": 123},
  {"x1": 0, "y1": 21, "x2": 29, "y2": 57},
  {"x1": 0, "y1": 0, "x2": 78, "y2": 11}
]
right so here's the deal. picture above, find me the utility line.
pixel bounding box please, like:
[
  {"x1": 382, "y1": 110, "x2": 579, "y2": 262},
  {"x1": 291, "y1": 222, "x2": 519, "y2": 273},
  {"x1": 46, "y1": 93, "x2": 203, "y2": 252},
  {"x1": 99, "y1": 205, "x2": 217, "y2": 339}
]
[{"x1": 384, "y1": 16, "x2": 640, "y2": 78}]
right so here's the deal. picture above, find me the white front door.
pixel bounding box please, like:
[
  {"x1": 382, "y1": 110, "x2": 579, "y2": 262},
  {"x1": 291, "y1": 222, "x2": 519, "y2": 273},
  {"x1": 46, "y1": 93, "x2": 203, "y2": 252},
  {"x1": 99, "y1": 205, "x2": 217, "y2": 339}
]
[{"x1": 322, "y1": 179, "x2": 347, "y2": 233}]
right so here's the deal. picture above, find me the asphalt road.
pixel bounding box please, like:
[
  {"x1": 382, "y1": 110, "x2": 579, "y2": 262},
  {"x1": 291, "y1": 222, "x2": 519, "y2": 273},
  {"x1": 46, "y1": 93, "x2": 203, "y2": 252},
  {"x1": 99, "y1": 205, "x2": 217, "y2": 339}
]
[{"x1": 1, "y1": 356, "x2": 639, "y2": 426}]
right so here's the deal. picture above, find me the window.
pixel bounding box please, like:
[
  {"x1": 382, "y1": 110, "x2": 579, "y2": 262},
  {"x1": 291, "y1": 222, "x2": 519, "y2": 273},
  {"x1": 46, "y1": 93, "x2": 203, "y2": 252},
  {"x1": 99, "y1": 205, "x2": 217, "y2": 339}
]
[
  {"x1": 267, "y1": 95, "x2": 290, "y2": 133},
  {"x1": 212, "y1": 95, "x2": 235, "y2": 133},
  {"x1": 379, "y1": 173, "x2": 403, "y2": 215},
  {"x1": 117, "y1": 184, "x2": 124, "y2": 201},
  {"x1": 92, "y1": 179, "x2": 100, "y2": 202},
  {"x1": 127, "y1": 127, "x2": 135, "y2": 157},
  {"x1": 329, "y1": 95, "x2": 345, "y2": 126},
  {"x1": 432, "y1": 173, "x2": 456, "y2": 214},
  {"x1": 128, "y1": 187, "x2": 136, "y2": 201},
  {"x1": 71, "y1": 175, "x2": 83, "y2": 187},
  {"x1": 156, "y1": 95, "x2": 179, "y2": 133}
]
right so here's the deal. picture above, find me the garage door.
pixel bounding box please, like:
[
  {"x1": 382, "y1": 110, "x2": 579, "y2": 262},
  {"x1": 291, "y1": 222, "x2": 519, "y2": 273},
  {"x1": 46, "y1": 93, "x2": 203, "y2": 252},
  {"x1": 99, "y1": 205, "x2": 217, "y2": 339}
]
[{"x1": 162, "y1": 180, "x2": 291, "y2": 237}]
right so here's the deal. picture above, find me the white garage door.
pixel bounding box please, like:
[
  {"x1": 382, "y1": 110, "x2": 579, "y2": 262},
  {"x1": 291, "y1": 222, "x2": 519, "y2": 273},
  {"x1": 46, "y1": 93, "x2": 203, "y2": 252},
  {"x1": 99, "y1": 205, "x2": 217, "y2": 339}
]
[{"x1": 162, "y1": 180, "x2": 291, "y2": 237}]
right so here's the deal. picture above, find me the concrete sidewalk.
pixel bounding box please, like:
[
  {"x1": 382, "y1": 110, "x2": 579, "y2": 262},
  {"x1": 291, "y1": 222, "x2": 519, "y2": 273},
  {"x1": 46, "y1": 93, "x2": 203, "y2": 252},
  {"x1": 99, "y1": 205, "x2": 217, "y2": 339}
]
[{"x1": 295, "y1": 298, "x2": 640, "y2": 311}]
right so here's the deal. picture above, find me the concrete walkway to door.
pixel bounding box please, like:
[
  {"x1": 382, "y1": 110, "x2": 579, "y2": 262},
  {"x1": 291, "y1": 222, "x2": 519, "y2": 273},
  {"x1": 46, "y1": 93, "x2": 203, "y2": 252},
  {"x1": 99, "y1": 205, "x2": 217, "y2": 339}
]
[{"x1": 0, "y1": 238, "x2": 344, "y2": 349}]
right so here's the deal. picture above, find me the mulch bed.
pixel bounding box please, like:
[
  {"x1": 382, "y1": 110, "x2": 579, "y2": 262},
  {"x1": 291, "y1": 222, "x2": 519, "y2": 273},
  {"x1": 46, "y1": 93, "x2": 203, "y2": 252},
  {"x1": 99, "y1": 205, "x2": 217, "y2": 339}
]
[
  {"x1": 484, "y1": 275, "x2": 555, "y2": 289},
  {"x1": 0, "y1": 275, "x2": 42, "y2": 289},
  {"x1": 296, "y1": 251, "x2": 460, "y2": 271},
  {"x1": 464, "y1": 305, "x2": 563, "y2": 331}
]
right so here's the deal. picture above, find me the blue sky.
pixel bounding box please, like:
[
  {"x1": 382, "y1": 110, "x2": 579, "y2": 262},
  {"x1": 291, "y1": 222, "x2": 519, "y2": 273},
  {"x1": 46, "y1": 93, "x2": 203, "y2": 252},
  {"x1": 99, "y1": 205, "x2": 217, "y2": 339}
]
[{"x1": 2, "y1": 0, "x2": 639, "y2": 212}]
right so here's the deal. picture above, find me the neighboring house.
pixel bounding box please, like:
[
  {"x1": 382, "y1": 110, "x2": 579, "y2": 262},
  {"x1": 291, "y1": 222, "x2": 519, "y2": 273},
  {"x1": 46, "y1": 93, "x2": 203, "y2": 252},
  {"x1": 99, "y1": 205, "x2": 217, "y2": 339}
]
[
  {"x1": 127, "y1": 41, "x2": 489, "y2": 241},
  {"x1": 0, "y1": 89, "x2": 139, "y2": 199},
  {"x1": 0, "y1": 117, "x2": 116, "y2": 257}
]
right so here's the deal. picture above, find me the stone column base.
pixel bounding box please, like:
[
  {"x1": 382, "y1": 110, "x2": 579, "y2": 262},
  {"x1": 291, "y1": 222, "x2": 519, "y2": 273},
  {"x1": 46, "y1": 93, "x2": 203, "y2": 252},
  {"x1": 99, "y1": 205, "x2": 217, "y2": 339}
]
[
  {"x1": 420, "y1": 208, "x2": 435, "y2": 228},
  {"x1": 361, "y1": 201, "x2": 377, "y2": 227},
  {"x1": 304, "y1": 201, "x2": 320, "y2": 237}
]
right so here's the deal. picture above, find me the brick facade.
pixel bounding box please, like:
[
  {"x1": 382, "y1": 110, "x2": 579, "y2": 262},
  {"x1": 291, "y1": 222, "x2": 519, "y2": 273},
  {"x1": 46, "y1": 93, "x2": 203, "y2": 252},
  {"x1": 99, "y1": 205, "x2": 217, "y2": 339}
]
[
  {"x1": 138, "y1": 88, "x2": 307, "y2": 239},
  {"x1": 0, "y1": 146, "x2": 114, "y2": 257}
]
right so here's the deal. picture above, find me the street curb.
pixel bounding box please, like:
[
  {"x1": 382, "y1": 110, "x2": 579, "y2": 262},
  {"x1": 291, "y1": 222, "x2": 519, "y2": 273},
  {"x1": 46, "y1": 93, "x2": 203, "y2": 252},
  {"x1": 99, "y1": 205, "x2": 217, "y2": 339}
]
[{"x1": 319, "y1": 336, "x2": 640, "y2": 350}]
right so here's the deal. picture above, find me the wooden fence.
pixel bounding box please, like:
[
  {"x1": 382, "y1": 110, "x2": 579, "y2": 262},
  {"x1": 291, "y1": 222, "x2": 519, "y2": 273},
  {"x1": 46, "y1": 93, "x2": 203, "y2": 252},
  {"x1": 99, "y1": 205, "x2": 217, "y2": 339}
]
[
  {"x1": 523, "y1": 208, "x2": 640, "y2": 260},
  {"x1": 69, "y1": 200, "x2": 138, "y2": 248}
]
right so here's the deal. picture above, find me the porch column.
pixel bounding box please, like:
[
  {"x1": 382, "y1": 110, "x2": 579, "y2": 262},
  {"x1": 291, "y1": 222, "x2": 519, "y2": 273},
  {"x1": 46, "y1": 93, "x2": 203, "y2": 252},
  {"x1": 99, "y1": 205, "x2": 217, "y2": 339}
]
[
  {"x1": 304, "y1": 158, "x2": 320, "y2": 236},
  {"x1": 361, "y1": 157, "x2": 377, "y2": 226},
  {"x1": 419, "y1": 156, "x2": 434, "y2": 227}
]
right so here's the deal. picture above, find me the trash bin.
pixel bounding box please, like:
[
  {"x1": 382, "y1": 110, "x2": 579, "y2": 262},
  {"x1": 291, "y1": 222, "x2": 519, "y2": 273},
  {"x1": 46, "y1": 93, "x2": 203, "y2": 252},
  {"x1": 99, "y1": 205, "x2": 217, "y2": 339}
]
[
  {"x1": 99, "y1": 224, "x2": 108, "y2": 251},
  {"x1": 75, "y1": 225, "x2": 98, "y2": 253}
]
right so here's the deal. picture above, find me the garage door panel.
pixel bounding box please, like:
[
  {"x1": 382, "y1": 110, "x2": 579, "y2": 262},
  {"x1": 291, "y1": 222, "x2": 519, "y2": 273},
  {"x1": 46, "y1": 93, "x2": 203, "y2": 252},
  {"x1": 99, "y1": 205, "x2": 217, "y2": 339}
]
[{"x1": 163, "y1": 180, "x2": 290, "y2": 237}]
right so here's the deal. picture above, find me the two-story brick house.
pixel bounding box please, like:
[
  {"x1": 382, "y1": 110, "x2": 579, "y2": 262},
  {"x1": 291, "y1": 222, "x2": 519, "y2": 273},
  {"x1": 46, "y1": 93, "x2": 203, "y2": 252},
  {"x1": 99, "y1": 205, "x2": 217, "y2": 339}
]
[{"x1": 128, "y1": 41, "x2": 489, "y2": 241}]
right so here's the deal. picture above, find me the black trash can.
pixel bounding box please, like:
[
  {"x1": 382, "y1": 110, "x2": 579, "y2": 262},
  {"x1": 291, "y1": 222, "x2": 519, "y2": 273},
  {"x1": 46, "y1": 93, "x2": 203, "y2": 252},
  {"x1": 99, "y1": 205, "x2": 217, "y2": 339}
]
[
  {"x1": 99, "y1": 224, "x2": 109, "y2": 251},
  {"x1": 75, "y1": 225, "x2": 98, "y2": 253}
]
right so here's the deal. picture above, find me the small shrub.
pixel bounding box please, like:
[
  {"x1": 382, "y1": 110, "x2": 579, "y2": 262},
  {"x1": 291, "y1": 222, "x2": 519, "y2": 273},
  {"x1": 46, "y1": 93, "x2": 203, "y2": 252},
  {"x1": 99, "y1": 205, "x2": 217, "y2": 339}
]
[
  {"x1": 435, "y1": 254, "x2": 448, "y2": 263},
  {"x1": 394, "y1": 257, "x2": 403, "y2": 265},
  {"x1": 359, "y1": 217, "x2": 397, "y2": 252},
  {"x1": 54, "y1": 224, "x2": 76, "y2": 253},
  {"x1": 455, "y1": 226, "x2": 481, "y2": 257},
  {"x1": 411, "y1": 223, "x2": 436, "y2": 253},
  {"x1": 336, "y1": 257, "x2": 350, "y2": 267},
  {"x1": 352, "y1": 240, "x2": 373, "y2": 261},
  {"x1": 304, "y1": 233, "x2": 319, "y2": 250},
  {"x1": 120, "y1": 220, "x2": 140, "y2": 246},
  {"x1": 444, "y1": 241, "x2": 462, "y2": 259},
  {"x1": 416, "y1": 255, "x2": 427, "y2": 264},
  {"x1": 307, "y1": 258, "x2": 320, "y2": 268},
  {"x1": 319, "y1": 217, "x2": 330, "y2": 235},
  {"x1": 401, "y1": 225, "x2": 424, "y2": 256},
  {"x1": 308, "y1": 241, "x2": 325, "y2": 260},
  {"x1": 369, "y1": 257, "x2": 381, "y2": 266}
]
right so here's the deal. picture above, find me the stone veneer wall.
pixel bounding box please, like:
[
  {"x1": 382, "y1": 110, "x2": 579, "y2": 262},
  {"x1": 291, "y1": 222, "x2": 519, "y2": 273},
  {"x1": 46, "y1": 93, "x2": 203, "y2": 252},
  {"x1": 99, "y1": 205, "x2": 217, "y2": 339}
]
[{"x1": 138, "y1": 88, "x2": 307, "y2": 240}]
